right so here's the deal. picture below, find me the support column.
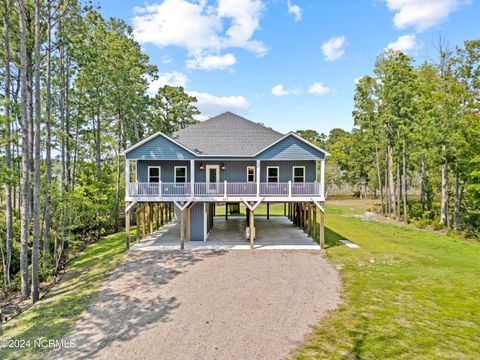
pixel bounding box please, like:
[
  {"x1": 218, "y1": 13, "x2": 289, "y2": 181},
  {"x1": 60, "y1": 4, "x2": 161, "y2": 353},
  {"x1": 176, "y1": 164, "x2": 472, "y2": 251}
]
[
  {"x1": 125, "y1": 202, "x2": 131, "y2": 249},
  {"x1": 320, "y1": 201, "x2": 325, "y2": 250},
  {"x1": 249, "y1": 208, "x2": 255, "y2": 250},
  {"x1": 180, "y1": 210, "x2": 185, "y2": 250},
  {"x1": 284, "y1": 203, "x2": 286, "y2": 216},
  {"x1": 149, "y1": 203, "x2": 153, "y2": 234},
  {"x1": 267, "y1": 202, "x2": 270, "y2": 220},
  {"x1": 303, "y1": 203, "x2": 307, "y2": 233},
  {"x1": 160, "y1": 202, "x2": 164, "y2": 226},
  {"x1": 313, "y1": 206, "x2": 317, "y2": 242},
  {"x1": 142, "y1": 204, "x2": 146, "y2": 239},
  {"x1": 156, "y1": 203, "x2": 159, "y2": 229},
  {"x1": 136, "y1": 204, "x2": 140, "y2": 242},
  {"x1": 225, "y1": 203, "x2": 228, "y2": 220},
  {"x1": 186, "y1": 206, "x2": 191, "y2": 241}
]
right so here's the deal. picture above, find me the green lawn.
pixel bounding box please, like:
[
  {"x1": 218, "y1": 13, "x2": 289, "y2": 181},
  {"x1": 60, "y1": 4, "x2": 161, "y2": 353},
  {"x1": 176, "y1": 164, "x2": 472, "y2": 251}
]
[
  {"x1": 296, "y1": 204, "x2": 480, "y2": 359},
  {"x1": 0, "y1": 229, "x2": 134, "y2": 359},
  {"x1": 2, "y1": 202, "x2": 479, "y2": 359}
]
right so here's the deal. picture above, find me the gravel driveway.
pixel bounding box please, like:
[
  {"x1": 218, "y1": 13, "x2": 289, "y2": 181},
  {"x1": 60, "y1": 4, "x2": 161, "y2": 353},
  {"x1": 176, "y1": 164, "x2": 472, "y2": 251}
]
[{"x1": 50, "y1": 250, "x2": 340, "y2": 360}]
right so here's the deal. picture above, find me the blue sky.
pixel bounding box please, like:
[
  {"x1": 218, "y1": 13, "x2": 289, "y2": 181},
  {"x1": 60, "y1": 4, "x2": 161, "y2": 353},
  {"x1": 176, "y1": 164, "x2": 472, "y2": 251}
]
[{"x1": 98, "y1": 0, "x2": 480, "y2": 135}]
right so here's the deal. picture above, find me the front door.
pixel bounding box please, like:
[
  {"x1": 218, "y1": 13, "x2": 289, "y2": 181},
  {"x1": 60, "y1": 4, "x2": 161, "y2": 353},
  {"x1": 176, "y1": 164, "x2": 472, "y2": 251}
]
[{"x1": 206, "y1": 165, "x2": 220, "y2": 193}]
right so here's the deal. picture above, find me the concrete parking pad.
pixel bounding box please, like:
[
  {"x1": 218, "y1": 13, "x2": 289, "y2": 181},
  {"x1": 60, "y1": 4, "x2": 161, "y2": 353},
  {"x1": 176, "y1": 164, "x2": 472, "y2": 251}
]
[
  {"x1": 50, "y1": 249, "x2": 340, "y2": 360},
  {"x1": 131, "y1": 216, "x2": 321, "y2": 251}
]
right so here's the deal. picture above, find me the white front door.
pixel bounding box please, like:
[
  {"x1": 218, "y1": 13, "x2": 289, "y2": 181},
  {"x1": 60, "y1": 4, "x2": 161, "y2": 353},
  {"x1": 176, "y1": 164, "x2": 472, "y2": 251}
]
[{"x1": 206, "y1": 165, "x2": 220, "y2": 193}]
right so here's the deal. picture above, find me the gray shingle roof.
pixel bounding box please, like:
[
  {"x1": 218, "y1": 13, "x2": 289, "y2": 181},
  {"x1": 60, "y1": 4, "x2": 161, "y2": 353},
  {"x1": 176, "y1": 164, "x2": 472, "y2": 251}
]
[{"x1": 170, "y1": 112, "x2": 284, "y2": 156}]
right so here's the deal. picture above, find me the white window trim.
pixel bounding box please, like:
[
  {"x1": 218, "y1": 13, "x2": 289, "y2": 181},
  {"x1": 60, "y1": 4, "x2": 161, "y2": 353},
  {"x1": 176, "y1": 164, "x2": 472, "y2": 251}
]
[
  {"x1": 247, "y1": 166, "x2": 256, "y2": 183},
  {"x1": 174, "y1": 166, "x2": 187, "y2": 184},
  {"x1": 147, "y1": 166, "x2": 161, "y2": 183},
  {"x1": 292, "y1": 166, "x2": 305, "y2": 183},
  {"x1": 266, "y1": 166, "x2": 279, "y2": 183}
]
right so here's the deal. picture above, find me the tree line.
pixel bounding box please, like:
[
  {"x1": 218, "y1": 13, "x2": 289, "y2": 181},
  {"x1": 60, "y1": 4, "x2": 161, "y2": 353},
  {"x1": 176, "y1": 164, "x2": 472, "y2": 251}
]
[
  {"x1": 300, "y1": 41, "x2": 480, "y2": 236},
  {"x1": 0, "y1": 0, "x2": 199, "y2": 302}
]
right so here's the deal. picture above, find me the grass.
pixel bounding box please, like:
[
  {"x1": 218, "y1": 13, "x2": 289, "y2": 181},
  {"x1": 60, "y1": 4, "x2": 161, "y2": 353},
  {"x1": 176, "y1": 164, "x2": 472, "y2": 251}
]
[
  {"x1": 0, "y1": 228, "x2": 134, "y2": 359},
  {"x1": 296, "y1": 204, "x2": 480, "y2": 359},
  {"x1": 215, "y1": 202, "x2": 287, "y2": 217},
  {"x1": 2, "y1": 202, "x2": 479, "y2": 359}
]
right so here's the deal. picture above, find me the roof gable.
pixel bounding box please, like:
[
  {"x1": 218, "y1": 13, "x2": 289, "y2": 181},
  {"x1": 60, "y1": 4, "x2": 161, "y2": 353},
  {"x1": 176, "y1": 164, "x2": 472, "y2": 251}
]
[
  {"x1": 255, "y1": 133, "x2": 327, "y2": 160},
  {"x1": 125, "y1": 132, "x2": 196, "y2": 160}
]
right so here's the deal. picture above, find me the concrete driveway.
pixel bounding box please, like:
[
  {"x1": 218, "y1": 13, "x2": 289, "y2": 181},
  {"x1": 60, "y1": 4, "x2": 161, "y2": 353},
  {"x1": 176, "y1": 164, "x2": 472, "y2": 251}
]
[
  {"x1": 132, "y1": 216, "x2": 321, "y2": 250},
  {"x1": 50, "y1": 249, "x2": 340, "y2": 360}
]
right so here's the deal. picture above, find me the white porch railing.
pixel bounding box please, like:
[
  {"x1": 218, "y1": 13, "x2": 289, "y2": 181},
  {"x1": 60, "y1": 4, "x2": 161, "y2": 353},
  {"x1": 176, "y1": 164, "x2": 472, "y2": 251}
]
[{"x1": 128, "y1": 182, "x2": 322, "y2": 197}]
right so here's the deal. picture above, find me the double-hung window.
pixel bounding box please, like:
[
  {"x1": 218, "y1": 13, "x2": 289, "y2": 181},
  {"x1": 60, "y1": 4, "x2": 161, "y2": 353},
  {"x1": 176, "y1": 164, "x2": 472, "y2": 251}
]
[
  {"x1": 175, "y1": 166, "x2": 187, "y2": 183},
  {"x1": 293, "y1": 166, "x2": 305, "y2": 183},
  {"x1": 148, "y1": 166, "x2": 160, "y2": 183},
  {"x1": 247, "y1": 166, "x2": 255, "y2": 182},
  {"x1": 267, "y1": 167, "x2": 279, "y2": 183}
]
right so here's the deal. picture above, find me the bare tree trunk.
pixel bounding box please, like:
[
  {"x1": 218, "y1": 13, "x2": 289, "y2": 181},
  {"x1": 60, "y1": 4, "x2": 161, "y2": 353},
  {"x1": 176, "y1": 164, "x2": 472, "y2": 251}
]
[
  {"x1": 402, "y1": 133, "x2": 408, "y2": 224},
  {"x1": 387, "y1": 141, "x2": 396, "y2": 218},
  {"x1": 18, "y1": 0, "x2": 31, "y2": 300},
  {"x1": 2, "y1": 0, "x2": 13, "y2": 288},
  {"x1": 31, "y1": 0, "x2": 42, "y2": 303},
  {"x1": 60, "y1": 35, "x2": 67, "y2": 193},
  {"x1": 43, "y1": 0, "x2": 52, "y2": 265},
  {"x1": 396, "y1": 162, "x2": 401, "y2": 221},
  {"x1": 114, "y1": 116, "x2": 122, "y2": 232},
  {"x1": 453, "y1": 169, "x2": 465, "y2": 231},
  {"x1": 95, "y1": 108, "x2": 102, "y2": 238},
  {"x1": 440, "y1": 145, "x2": 449, "y2": 227},
  {"x1": 420, "y1": 155, "x2": 426, "y2": 212},
  {"x1": 374, "y1": 142, "x2": 384, "y2": 214}
]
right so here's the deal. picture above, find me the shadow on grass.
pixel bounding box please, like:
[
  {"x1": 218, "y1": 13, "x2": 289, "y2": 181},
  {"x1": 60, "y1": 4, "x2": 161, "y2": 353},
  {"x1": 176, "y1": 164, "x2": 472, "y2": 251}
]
[{"x1": 325, "y1": 226, "x2": 350, "y2": 249}]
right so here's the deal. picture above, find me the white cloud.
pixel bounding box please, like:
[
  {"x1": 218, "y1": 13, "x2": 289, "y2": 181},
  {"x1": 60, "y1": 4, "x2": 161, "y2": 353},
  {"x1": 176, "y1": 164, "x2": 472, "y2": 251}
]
[
  {"x1": 383, "y1": 0, "x2": 468, "y2": 32},
  {"x1": 321, "y1": 36, "x2": 346, "y2": 61},
  {"x1": 271, "y1": 84, "x2": 290, "y2": 97},
  {"x1": 133, "y1": 0, "x2": 266, "y2": 69},
  {"x1": 308, "y1": 82, "x2": 331, "y2": 95},
  {"x1": 287, "y1": 0, "x2": 302, "y2": 22},
  {"x1": 386, "y1": 34, "x2": 420, "y2": 53},
  {"x1": 147, "y1": 71, "x2": 188, "y2": 96},
  {"x1": 188, "y1": 91, "x2": 249, "y2": 116},
  {"x1": 186, "y1": 53, "x2": 237, "y2": 70}
]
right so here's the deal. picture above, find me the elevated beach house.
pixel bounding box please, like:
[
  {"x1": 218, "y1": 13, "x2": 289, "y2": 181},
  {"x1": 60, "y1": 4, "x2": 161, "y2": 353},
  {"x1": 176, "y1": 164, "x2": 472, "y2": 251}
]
[{"x1": 123, "y1": 112, "x2": 327, "y2": 249}]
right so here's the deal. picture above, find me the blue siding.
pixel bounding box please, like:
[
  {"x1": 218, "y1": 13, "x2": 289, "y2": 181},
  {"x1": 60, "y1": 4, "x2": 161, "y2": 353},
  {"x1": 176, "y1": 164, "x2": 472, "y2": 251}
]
[
  {"x1": 255, "y1": 135, "x2": 325, "y2": 160},
  {"x1": 195, "y1": 161, "x2": 256, "y2": 182},
  {"x1": 126, "y1": 135, "x2": 196, "y2": 160},
  {"x1": 260, "y1": 161, "x2": 317, "y2": 182},
  {"x1": 189, "y1": 202, "x2": 205, "y2": 241},
  {"x1": 137, "y1": 160, "x2": 191, "y2": 182}
]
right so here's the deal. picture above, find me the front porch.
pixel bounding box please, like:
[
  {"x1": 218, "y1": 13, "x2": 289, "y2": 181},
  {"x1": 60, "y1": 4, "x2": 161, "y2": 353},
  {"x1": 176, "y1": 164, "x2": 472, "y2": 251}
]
[{"x1": 130, "y1": 216, "x2": 321, "y2": 251}]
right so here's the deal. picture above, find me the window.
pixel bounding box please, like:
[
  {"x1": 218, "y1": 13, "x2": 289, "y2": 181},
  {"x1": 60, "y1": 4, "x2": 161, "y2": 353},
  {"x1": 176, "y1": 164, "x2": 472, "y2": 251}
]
[
  {"x1": 267, "y1": 167, "x2": 279, "y2": 183},
  {"x1": 247, "y1": 166, "x2": 255, "y2": 182},
  {"x1": 148, "y1": 166, "x2": 160, "y2": 183},
  {"x1": 293, "y1": 166, "x2": 305, "y2": 183},
  {"x1": 175, "y1": 166, "x2": 187, "y2": 183}
]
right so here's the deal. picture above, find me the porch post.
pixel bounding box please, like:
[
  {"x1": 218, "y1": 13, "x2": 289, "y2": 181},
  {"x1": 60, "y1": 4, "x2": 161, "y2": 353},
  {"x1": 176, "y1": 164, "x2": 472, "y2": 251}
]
[
  {"x1": 190, "y1": 159, "x2": 195, "y2": 196},
  {"x1": 320, "y1": 201, "x2": 325, "y2": 250},
  {"x1": 180, "y1": 210, "x2": 185, "y2": 250},
  {"x1": 125, "y1": 159, "x2": 130, "y2": 197},
  {"x1": 256, "y1": 160, "x2": 260, "y2": 197},
  {"x1": 320, "y1": 159, "x2": 325, "y2": 197},
  {"x1": 249, "y1": 208, "x2": 255, "y2": 250},
  {"x1": 136, "y1": 204, "x2": 140, "y2": 242},
  {"x1": 125, "y1": 202, "x2": 130, "y2": 249}
]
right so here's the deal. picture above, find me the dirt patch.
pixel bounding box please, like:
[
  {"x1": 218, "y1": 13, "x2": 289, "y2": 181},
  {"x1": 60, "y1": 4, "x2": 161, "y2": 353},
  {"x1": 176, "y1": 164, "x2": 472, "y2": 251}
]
[{"x1": 49, "y1": 250, "x2": 340, "y2": 360}]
